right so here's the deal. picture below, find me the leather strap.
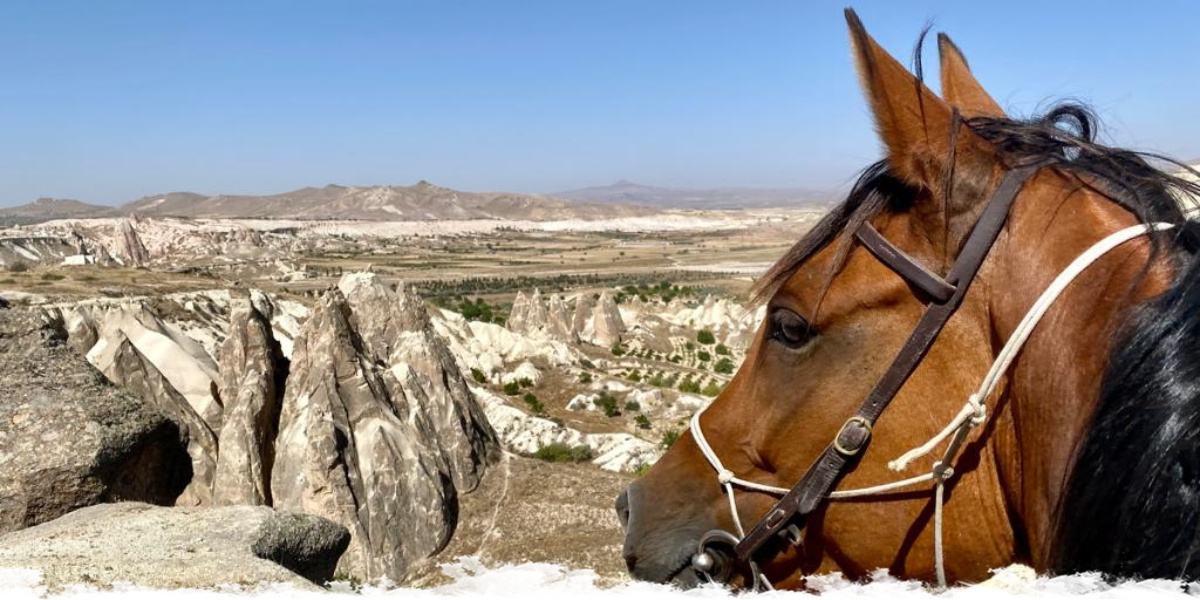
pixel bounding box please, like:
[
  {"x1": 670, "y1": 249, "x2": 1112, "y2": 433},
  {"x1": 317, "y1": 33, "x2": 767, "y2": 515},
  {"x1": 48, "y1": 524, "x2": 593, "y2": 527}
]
[
  {"x1": 734, "y1": 163, "x2": 1044, "y2": 562},
  {"x1": 856, "y1": 224, "x2": 956, "y2": 303}
]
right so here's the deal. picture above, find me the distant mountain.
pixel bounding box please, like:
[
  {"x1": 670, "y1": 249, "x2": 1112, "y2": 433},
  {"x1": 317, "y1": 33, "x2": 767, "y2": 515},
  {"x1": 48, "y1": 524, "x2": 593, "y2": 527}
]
[
  {"x1": 118, "y1": 181, "x2": 651, "y2": 221},
  {"x1": 0, "y1": 198, "x2": 110, "y2": 226},
  {"x1": 554, "y1": 181, "x2": 833, "y2": 210},
  {"x1": 2, "y1": 182, "x2": 655, "y2": 225}
]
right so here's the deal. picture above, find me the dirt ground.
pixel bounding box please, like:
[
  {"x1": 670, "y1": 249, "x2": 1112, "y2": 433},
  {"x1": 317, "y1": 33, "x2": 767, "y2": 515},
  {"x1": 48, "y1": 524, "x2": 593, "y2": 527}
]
[{"x1": 408, "y1": 453, "x2": 635, "y2": 587}]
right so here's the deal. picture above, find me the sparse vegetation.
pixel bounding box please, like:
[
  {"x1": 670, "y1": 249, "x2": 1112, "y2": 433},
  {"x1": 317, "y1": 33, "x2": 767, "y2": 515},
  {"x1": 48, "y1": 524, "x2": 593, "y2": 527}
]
[
  {"x1": 7, "y1": 261, "x2": 29, "y2": 273},
  {"x1": 470, "y1": 367, "x2": 487, "y2": 384},
  {"x1": 661, "y1": 429, "x2": 681, "y2": 449},
  {"x1": 593, "y1": 390, "x2": 620, "y2": 417},
  {"x1": 533, "y1": 443, "x2": 595, "y2": 463},
  {"x1": 522, "y1": 393, "x2": 545, "y2": 415},
  {"x1": 40, "y1": 272, "x2": 65, "y2": 281},
  {"x1": 635, "y1": 414, "x2": 652, "y2": 430},
  {"x1": 714, "y1": 357, "x2": 735, "y2": 375}
]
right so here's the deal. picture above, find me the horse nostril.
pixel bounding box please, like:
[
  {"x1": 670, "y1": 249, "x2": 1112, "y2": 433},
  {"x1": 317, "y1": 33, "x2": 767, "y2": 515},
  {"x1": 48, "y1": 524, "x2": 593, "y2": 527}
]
[{"x1": 615, "y1": 490, "x2": 631, "y2": 529}]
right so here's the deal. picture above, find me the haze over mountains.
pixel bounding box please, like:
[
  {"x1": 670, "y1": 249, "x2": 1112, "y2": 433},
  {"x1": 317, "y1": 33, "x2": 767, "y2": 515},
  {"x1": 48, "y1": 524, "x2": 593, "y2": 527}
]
[
  {"x1": 0, "y1": 179, "x2": 830, "y2": 227},
  {"x1": 555, "y1": 180, "x2": 832, "y2": 209}
]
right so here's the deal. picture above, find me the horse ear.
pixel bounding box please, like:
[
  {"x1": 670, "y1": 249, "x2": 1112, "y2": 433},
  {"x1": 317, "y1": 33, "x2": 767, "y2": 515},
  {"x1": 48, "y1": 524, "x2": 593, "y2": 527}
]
[
  {"x1": 845, "y1": 9, "x2": 989, "y2": 192},
  {"x1": 938, "y1": 33, "x2": 1005, "y2": 117}
]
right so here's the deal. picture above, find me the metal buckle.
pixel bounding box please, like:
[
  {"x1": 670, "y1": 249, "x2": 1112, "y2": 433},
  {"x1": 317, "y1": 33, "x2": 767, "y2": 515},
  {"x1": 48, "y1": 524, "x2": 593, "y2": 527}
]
[{"x1": 833, "y1": 416, "x2": 872, "y2": 456}]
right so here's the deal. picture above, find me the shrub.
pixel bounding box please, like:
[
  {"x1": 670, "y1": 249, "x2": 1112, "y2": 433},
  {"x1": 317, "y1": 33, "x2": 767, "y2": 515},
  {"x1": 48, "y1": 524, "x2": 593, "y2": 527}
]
[
  {"x1": 701, "y1": 382, "x2": 723, "y2": 397},
  {"x1": 580, "y1": 358, "x2": 596, "y2": 369},
  {"x1": 594, "y1": 391, "x2": 620, "y2": 417},
  {"x1": 668, "y1": 354, "x2": 682, "y2": 363},
  {"x1": 611, "y1": 343, "x2": 626, "y2": 357},
  {"x1": 578, "y1": 371, "x2": 593, "y2": 384},
  {"x1": 533, "y1": 443, "x2": 594, "y2": 463},
  {"x1": 714, "y1": 358, "x2": 735, "y2": 375},
  {"x1": 678, "y1": 379, "x2": 701, "y2": 394},
  {"x1": 626, "y1": 370, "x2": 642, "y2": 383},
  {"x1": 523, "y1": 393, "x2": 545, "y2": 415},
  {"x1": 697, "y1": 330, "x2": 716, "y2": 345},
  {"x1": 503, "y1": 381, "x2": 520, "y2": 395},
  {"x1": 661, "y1": 430, "x2": 681, "y2": 449},
  {"x1": 715, "y1": 343, "x2": 730, "y2": 356},
  {"x1": 634, "y1": 463, "x2": 653, "y2": 477},
  {"x1": 7, "y1": 261, "x2": 29, "y2": 273},
  {"x1": 518, "y1": 377, "x2": 534, "y2": 388},
  {"x1": 697, "y1": 350, "x2": 712, "y2": 362},
  {"x1": 470, "y1": 367, "x2": 487, "y2": 384},
  {"x1": 624, "y1": 400, "x2": 641, "y2": 412},
  {"x1": 648, "y1": 373, "x2": 665, "y2": 387},
  {"x1": 635, "y1": 414, "x2": 652, "y2": 430}
]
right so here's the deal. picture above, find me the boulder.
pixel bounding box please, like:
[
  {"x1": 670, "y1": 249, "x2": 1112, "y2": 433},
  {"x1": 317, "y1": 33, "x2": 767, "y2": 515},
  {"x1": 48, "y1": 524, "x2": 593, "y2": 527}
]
[
  {"x1": 0, "y1": 503, "x2": 349, "y2": 590},
  {"x1": 0, "y1": 309, "x2": 190, "y2": 534},
  {"x1": 212, "y1": 292, "x2": 287, "y2": 506}
]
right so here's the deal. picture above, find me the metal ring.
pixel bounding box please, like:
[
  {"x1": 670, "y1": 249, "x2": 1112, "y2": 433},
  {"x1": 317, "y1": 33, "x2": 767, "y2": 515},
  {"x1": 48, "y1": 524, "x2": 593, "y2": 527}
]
[{"x1": 833, "y1": 416, "x2": 873, "y2": 456}]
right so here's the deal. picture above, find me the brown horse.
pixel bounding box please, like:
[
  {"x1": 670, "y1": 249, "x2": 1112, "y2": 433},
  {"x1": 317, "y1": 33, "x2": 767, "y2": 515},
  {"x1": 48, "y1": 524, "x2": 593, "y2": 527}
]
[{"x1": 618, "y1": 9, "x2": 1200, "y2": 590}]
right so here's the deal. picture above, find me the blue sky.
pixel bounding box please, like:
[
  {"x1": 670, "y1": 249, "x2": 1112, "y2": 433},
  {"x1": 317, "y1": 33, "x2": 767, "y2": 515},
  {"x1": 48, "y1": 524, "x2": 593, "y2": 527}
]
[{"x1": 1, "y1": 1, "x2": 1197, "y2": 207}]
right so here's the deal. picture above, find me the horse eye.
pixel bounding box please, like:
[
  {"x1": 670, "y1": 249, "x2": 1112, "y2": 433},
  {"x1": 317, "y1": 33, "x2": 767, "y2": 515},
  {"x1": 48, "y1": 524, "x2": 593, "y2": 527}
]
[{"x1": 769, "y1": 308, "x2": 815, "y2": 349}]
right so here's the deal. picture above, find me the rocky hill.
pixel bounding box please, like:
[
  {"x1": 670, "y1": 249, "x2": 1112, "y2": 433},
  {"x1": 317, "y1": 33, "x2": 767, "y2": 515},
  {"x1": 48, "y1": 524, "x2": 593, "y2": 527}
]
[
  {"x1": 0, "y1": 198, "x2": 109, "y2": 226},
  {"x1": 1, "y1": 182, "x2": 656, "y2": 225}
]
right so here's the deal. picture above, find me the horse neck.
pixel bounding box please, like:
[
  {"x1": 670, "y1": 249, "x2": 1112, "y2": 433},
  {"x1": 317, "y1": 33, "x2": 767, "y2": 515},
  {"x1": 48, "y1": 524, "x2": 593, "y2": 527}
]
[{"x1": 981, "y1": 174, "x2": 1174, "y2": 568}]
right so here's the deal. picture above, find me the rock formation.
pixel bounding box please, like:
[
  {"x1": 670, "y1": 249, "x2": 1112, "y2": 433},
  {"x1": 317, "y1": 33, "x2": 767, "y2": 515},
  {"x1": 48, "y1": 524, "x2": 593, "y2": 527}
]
[
  {"x1": 118, "y1": 218, "x2": 150, "y2": 266},
  {"x1": 212, "y1": 292, "x2": 287, "y2": 506},
  {"x1": 87, "y1": 304, "x2": 223, "y2": 431},
  {"x1": 546, "y1": 293, "x2": 576, "y2": 342},
  {"x1": 270, "y1": 288, "x2": 458, "y2": 582},
  {"x1": 591, "y1": 291, "x2": 625, "y2": 346},
  {"x1": 0, "y1": 309, "x2": 190, "y2": 533},
  {"x1": 91, "y1": 333, "x2": 220, "y2": 506},
  {"x1": 0, "y1": 503, "x2": 350, "y2": 589},
  {"x1": 337, "y1": 273, "x2": 499, "y2": 492}
]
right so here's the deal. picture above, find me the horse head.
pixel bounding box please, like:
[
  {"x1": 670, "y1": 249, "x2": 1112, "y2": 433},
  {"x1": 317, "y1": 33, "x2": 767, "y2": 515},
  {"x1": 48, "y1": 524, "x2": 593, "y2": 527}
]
[{"x1": 619, "y1": 8, "x2": 1195, "y2": 589}]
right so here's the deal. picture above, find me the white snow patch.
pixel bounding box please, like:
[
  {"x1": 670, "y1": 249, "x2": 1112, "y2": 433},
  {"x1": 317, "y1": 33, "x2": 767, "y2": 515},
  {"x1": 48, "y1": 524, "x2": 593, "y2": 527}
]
[{"x1": 1, "y1": 561, "x2": 1197, "y2": 598}]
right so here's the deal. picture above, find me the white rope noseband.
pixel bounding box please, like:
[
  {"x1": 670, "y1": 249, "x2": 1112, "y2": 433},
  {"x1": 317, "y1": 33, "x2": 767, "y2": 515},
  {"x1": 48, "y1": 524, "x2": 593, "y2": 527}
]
[{"x1": 690, "y1": 221, "x2": 1175, "y2": 589}]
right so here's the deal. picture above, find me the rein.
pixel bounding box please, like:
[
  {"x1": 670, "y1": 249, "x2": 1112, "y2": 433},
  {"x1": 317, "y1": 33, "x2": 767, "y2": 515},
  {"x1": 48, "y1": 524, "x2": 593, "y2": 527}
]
[{"x1": 689, "y1": 161, "x2": 1175, "y2": 590}]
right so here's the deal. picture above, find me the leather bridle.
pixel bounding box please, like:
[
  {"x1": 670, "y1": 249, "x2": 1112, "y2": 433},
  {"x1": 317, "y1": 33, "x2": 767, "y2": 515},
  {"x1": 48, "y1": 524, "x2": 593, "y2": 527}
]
[{"x1": 692, "y1": 160, "x2": 1050, "y2": 588}]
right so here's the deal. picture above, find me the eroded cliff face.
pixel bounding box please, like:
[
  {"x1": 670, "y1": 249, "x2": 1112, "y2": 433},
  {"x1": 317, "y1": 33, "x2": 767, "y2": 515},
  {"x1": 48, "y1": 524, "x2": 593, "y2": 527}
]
[
  {"x1": 53, "y1": 280, "x2": 499, "y2": 583},
  {"x1": 212, "y1": 292, "x2": 286, "y2": 506},
  {"x1": 0, "y1": 309, "x2": 191, "y2": 533},
  {"x1": 270, "y1": 288, "x2": 456, "y2": 581},
  {"x1": 337, "y1": 273, "x2": 499, "y2": 492}
]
